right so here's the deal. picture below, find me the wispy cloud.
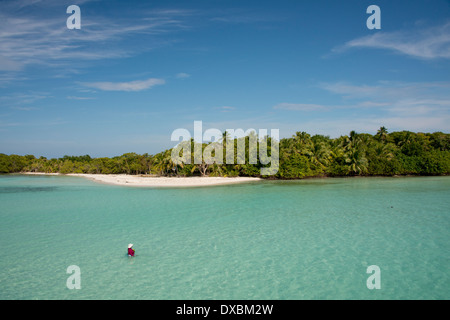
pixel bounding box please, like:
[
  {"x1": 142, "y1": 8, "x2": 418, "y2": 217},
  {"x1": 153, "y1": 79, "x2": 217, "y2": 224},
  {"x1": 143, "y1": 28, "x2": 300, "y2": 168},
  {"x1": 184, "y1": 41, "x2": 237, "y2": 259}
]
[
  {"x1": 0, "y1": 118, "x2": 68, "y2": 128},
  {"x1": 209, "y1": 7, "x2": 281, "y2": 26},
  {"x1": 0, "y1": 92, "x2": 50, "y2": 106},
  {"x1": 215, "y1": 106, "x2": 236, "y2": 112},
  {"x1": 325, "y1": 81, "x2": 450, "y2": 119},
  {"x1": 334, "y1": 22, "x2": 450, "y2": 59},
  {"x1": 320, "y1": 81, "x2": 450, "y2": 106},
  {"x1": 10, "y1": 106, "x2": 38, "y2": 111},
  {"x1": 274, "y1": 103, "x2": 327, "y2": 111},
  {"x1": 81, "y1": 78, "x2": 165, "y2": 92},
  {"x1": 175, "y1": 72, "x2": 191, "y2": 79},
  {"x1": 3, "y1": 0, "x2": 97, "y2": 10},
  {"x1": 273, "y1": 80, "x2": 450, "y2": 134},
  {"x1": 283, "y1": 114, "x2": 450, "y2": 138},
  {"x1": 0, "y1": 2, "x2": 194, "y2": 72},
  {"x1": 67, "y1": 96, "x2": 96, "y2": 100}
]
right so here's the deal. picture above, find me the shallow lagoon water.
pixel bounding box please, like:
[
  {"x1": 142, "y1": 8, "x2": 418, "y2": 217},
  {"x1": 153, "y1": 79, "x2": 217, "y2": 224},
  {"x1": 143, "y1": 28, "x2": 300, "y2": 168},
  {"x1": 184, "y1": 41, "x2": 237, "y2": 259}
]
[{"x1": 0, "y1": 174, "x2": 449, "y2": 299}]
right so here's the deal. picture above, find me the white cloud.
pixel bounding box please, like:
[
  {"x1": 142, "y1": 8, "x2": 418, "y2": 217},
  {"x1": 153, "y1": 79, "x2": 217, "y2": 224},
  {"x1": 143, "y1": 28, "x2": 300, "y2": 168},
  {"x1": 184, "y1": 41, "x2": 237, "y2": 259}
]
[
  {"x1": 0, "y1": 56, "x2": 23, "y2": 71},
  {"x1": 285, "y1": 115, "x2": 450, "y2": 138},
  {"x1": 0, "y1": 92, "x2": 49, "y2": 106},
  {"x1": 334, "y1": 22, "x2": 450, "y2": 59},
  {"x1": 175, "y1": 73, "x2": 190, "y2": 79},
  {"x1": 214, "y1": 106, "x2": 235, "y2": 112},
  {"x1": 275, "y1": 81, "x2": 450, "y2": 114},
  {"x1": 320, "y1": 81, "x2": 450, "y2": 104},
  {"x1": 11, "y1": 106, "x2": 38, "y2": 111},
  {"x1": 273, "y1": 103, "x2": 327, "y2": 111},
  {"x1": 81, "y1": 78, "x2": 165, "y2": 92},
  {"x1": 272, "y1": 80, "x2": 450, "y2": 135},
  {"x1": 67, "y1": 96, "x2": 96, "y2": 100},
  {"x1": 0, "y1": 3, "x2": 194, "y2": 72}
]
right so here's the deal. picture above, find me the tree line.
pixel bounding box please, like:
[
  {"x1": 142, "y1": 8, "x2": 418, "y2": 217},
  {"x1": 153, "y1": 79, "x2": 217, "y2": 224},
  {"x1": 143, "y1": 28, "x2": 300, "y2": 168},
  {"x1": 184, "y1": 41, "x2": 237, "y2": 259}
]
[{"x1": 1, "y1": 128, "x2": 449, "y2": 178}]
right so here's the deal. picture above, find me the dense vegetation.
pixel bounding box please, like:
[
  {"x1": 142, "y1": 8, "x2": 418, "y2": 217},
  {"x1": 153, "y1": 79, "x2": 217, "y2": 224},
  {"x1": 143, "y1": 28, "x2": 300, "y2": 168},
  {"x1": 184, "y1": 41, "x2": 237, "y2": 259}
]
[{"x1": 1, "y1": 128, "x2": 449, "y2": 178}]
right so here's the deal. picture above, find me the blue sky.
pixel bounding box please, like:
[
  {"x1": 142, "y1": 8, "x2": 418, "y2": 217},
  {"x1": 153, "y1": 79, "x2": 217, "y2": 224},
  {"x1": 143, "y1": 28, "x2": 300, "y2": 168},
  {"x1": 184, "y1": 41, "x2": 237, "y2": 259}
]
[{"x1": 0, "y1": 0, "x2": 449, "y2": 158}]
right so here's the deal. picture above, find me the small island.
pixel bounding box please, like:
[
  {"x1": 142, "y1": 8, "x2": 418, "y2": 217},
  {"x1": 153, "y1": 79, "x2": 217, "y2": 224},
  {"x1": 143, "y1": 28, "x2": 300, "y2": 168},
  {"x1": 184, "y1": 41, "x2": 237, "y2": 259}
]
[{"x1": 1, "y1": 128, "x2": 449, "y2": 183}]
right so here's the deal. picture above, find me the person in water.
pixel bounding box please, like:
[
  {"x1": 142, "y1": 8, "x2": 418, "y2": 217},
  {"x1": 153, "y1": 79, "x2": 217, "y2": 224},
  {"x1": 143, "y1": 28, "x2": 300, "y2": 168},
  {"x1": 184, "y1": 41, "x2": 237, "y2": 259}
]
[{"x1": 128, "y1": 244, "x2": 135, "y2": 257}]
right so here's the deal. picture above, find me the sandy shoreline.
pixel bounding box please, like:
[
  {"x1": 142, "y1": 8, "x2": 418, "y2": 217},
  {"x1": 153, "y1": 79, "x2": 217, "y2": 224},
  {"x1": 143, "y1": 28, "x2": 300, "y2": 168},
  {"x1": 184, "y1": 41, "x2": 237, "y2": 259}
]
[{"x1": 22, "y1": 172, "x2": 261, "y2": 187}]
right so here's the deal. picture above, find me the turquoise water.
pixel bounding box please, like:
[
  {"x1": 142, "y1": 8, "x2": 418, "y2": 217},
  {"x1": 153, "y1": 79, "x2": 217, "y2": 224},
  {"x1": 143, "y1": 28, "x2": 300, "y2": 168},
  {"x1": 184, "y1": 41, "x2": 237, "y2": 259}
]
[{"x1": 0, "y1": 174, "x2": 449, "y2": 300}]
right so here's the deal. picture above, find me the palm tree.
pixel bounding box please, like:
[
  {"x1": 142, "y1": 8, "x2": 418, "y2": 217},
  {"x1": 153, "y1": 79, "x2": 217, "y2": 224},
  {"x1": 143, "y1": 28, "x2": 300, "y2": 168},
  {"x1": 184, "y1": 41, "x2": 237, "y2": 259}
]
[
  {"x1": 153, "y1": 152, "x2": 172, "y2": 176},
  {"x1": 290, "y1": 131, "x2": 314, "y2": 157},
  {"x1": 339, "y1": 131, "x2": 369, "y2": 175},
  {"x1": 397, "y1": 131, "x2": 413, "y2": 147},
  {"x1": 293, "y1": 131, "x2": 312, "y2": 146},
  {"x1": 376, "y1": 126, "x2": 388, "y2": 142},
  {"x1": 307, "y1": 141, "x2": 332, "y2": 171},
  {"x1": 345, "y1": 147, "x2": 369, "y2": 175},
  {"x1": 221, "y1": 130, "x2": 231, "y2": 145},
  {"x1": 152, "y1": 153, "x2": 163, "y2": 175},
  {"x1": 374, "y1": 142, "x2": 395, "y2": 161}
]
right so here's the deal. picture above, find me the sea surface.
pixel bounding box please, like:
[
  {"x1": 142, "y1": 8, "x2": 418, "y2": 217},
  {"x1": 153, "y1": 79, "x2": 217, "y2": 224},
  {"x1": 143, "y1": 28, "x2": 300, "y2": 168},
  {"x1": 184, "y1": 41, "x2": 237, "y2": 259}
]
[{"x1": 0, "y1": 174, "x2": 449, "y2": 300}]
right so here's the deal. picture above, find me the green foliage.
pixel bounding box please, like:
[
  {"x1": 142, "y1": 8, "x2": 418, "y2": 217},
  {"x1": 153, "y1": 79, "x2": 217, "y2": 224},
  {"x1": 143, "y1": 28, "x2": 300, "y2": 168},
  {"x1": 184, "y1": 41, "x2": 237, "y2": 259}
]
[
  {"x1": 0, "y1": 153, "x2": 29, "y2": 173},
  {"x1": 1, "y1": 128, "x2": 449, "y2": 178},
  {"x1": 277, "y1": 153, "x2": 310, "y2": 179}
]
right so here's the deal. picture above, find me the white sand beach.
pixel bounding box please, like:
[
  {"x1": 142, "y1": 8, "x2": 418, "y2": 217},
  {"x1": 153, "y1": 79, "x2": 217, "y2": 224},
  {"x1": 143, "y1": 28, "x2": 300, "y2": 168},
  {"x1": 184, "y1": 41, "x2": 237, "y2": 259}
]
[{"x1": 23, "y1": 172, "x2": 261, "y2": 187}]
